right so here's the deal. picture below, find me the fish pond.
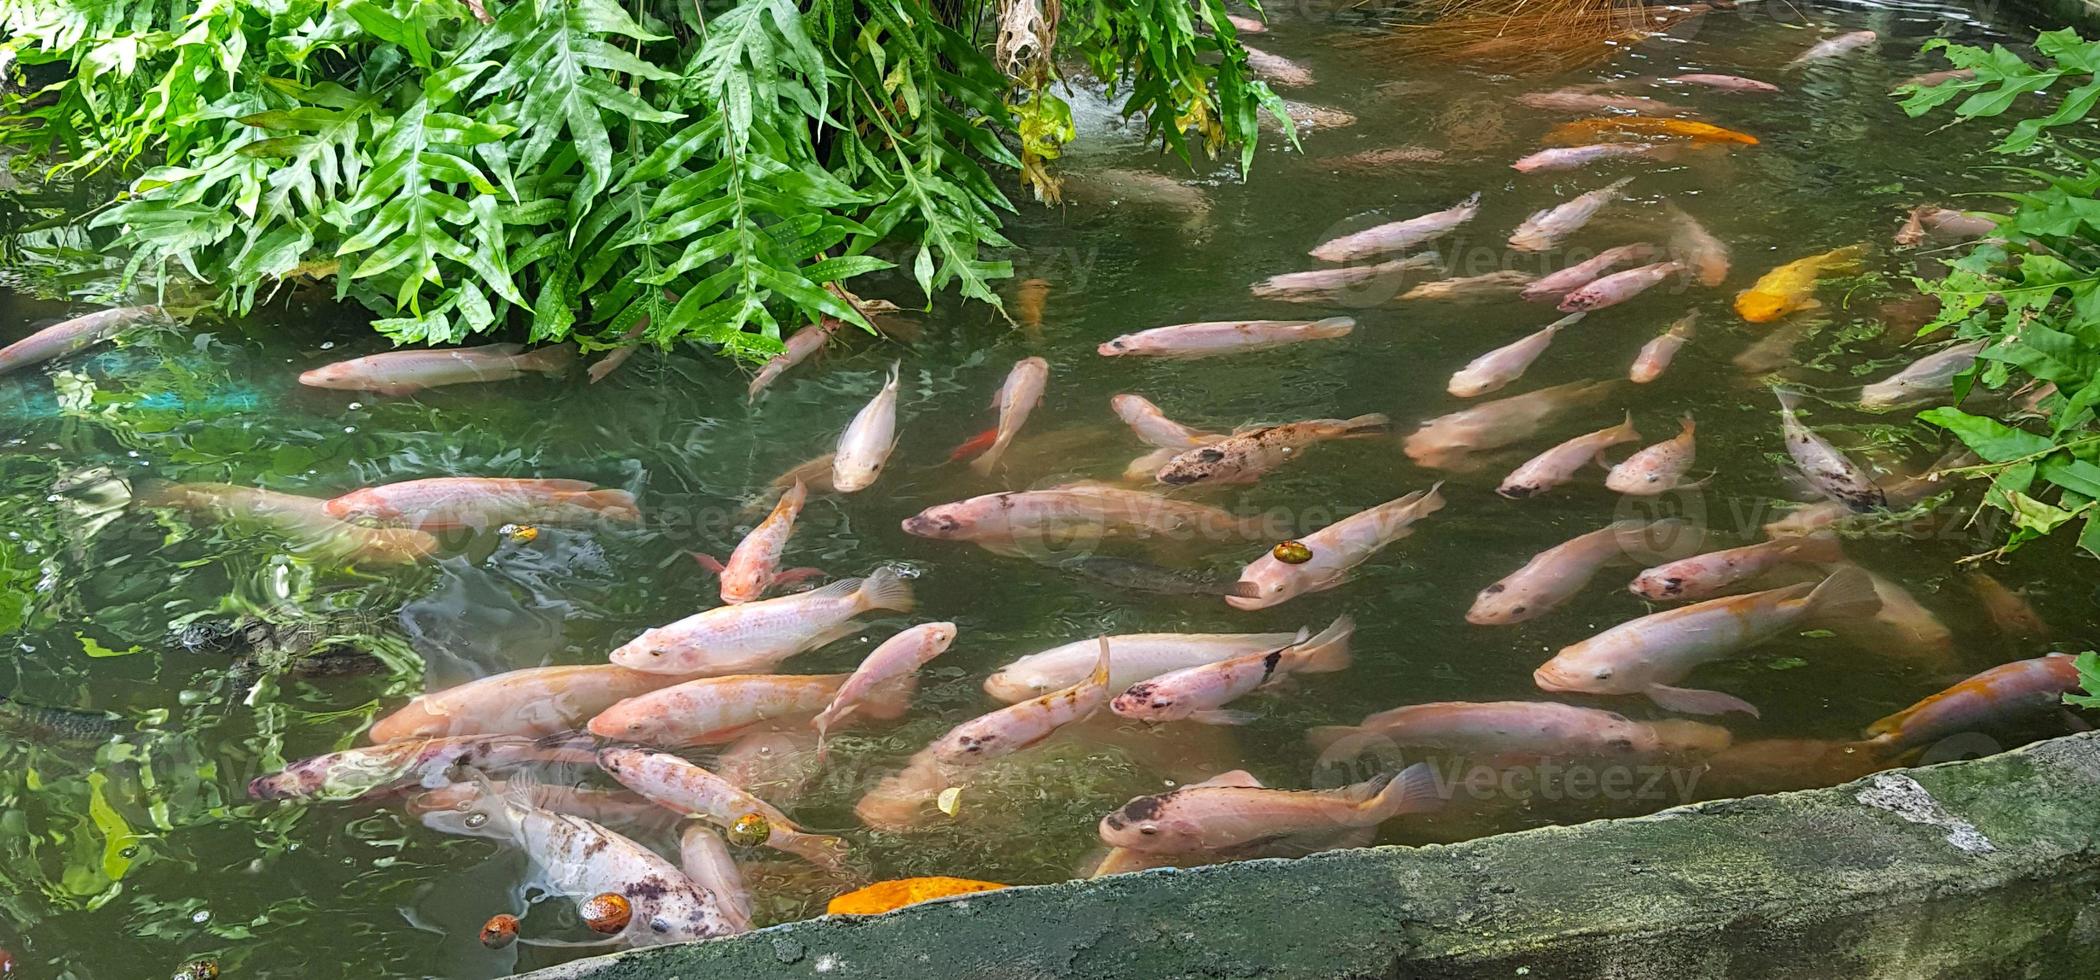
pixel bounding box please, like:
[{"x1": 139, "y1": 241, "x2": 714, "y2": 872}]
[{"x1": 1, "y1": 2, "x2": 2094, "y2": 976}]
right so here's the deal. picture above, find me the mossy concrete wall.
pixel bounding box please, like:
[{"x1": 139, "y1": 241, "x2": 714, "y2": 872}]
[{"x1": 528, "y1": 732, "x2": 2100, "y2": 979}]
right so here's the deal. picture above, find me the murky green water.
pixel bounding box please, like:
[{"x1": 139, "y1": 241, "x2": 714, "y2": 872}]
[{"x1": 2, "y1": 3, "x2": 2092, "y2": 975}]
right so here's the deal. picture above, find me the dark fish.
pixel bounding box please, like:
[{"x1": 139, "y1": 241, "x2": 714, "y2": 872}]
[
  {"x1": 1059, "y1": 556, "x2": 1238, "y2": 596},
  {"x1": 0, "y1": 697, "x2": 120, "y2": 746},
  {"x1": 1775, "y1": 389, "x2": 1886, "y2": 512}
]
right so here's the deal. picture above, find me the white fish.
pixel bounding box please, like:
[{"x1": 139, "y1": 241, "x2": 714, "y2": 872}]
[
  {"x1": 1249, "y1": 255, "x2": 1440, "y2": 303},
  {"x1": 1789, "y1": 30, "x2": 1877, "y2": 67},
  {"x1": 1097, "y1": 763, "x2": 1441, "y2": 853},
  {"x1": 608, "y1": 568, "x2": 915, "y2": 674},
  {"x1": 1497, "y1": 413, "x2": 1641, "y2": 498},
  {"x1": 678, "y1": 825, "x2": 754, "y2": 933},
  {"x1": 832, "y1": 362, "x2": 901, "y2": 492},
  {"x1": 1508, "y1": 178, "x2": 1634, "y2": 252},
  {"x1": 984, "y1": 620, "x2": 1351, "y2": 701},
  {"x1": 1111, "y1": 394, "x2": 1222, "y2": 449},
  {"x1": 1630, "y1": 312, "x2": 1697, "y2": 383},
  {"x1": 1858, "y1": 340, "x2": 1986, "y2": 409},
  {"x1": 1604, "y1": 415, "x2": 1700, "y2": 495},
  {"x1": 972, "y1": 357, "x2": 1049, "y2": 475},
  {"x1": 1110, "y1": 621, "x2": 1354, "y2": 724},
  {"x1": 1775, "y1": 389, "x2": 1886, "y2": 511},
  {"x1": 1227, "y1": 486, "x2": 1446, "y2": 610},
  {"x1": 1468, "y1": 519, "x2": 1701, "y2": 624},
  {"x1": 1310, "y1": 194, "x2": 1481, "y2": 263},
  {"x1": 1522, "y1": 244, "x2": 1658, "y2": 302},
  {"x1": 1629, "y1": 533, "x2": 1846, "y2": 602},
  {"x1": 930, "y1": 640, "x2": 1111, "y2": 766},
  {"x1": 1448, "y1": 313, "x2": 1583, "y2": 398},
  {"x1": 811, "y1": 622, "x2": 957, "y2": 750}
]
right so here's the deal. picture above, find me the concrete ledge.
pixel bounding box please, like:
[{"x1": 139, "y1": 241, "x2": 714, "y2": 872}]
[{"x1": 528, "y1": 732, "x2": 2100, "y2": 979}]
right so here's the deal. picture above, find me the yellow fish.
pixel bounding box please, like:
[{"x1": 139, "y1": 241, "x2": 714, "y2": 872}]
[
  {"x1": 827, "y1": 876, "x2": 1009, "y2": 915},
  {"x1": 1543, "y1": 117, "x2": 1760, "y2": 147},
  {"x1": 1733, "y1": 244, "x2": 1871, "y2": 323}
]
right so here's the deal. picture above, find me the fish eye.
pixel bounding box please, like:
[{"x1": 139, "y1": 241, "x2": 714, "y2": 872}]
[
  {"x1": 1509, "y1": 605, "x2": 1527, "y2": 615},
  {"x1": 650, "y1": 917, "x2": 671, "y2": 934},
  {"x1": 1484, "y1": 583, "x2": 1505, "y2": 594},
  {"x1": 464, "y1": 812, "x2": 488, "y2": 829},
  {"x1": 1594, "y1": 668, "x2": 1614, "y2": 681}
]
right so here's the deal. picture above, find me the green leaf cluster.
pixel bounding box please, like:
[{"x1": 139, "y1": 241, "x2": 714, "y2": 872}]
[
  {"x1": 0, "y1": 0, "x2": 1280, "y2": 358},
  {"x1": 1900, "y1": 29, "x2": 2100, "y2": 556}
]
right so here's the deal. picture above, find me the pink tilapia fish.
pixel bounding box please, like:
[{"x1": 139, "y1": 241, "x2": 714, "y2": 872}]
[
  {"x1": 678, "y1": 826, "x2": 755, "y2": 934},
  {"x1": 1250, "y1": 255, "x2": 1440, "y2": 304},
  {"x1": 1089, "y1": 770, "x2": 1265, "y2": 875},
  {"x1": 1155, "y1": 414, "x2": 1389, "y2": 486},
  {"x1": 1858, "y1": 340, "x2": 1985, "y2": 409},
  {"x1": 1605, "y1": 415, "x2": 1700, "y2": 495},
  {"x1": 1397, "y1": 270, "x2": 1536, "y2": 302},
  {"x1": 1629, "y1": 312, "x2": 1697, "y2": 383},
  {"x1": 585, "y1": 671, "x2": 915, "y2": 748},
  {"x1": 1100, "y1": 318, "x2": 1354, "y2": 358},
  {"x1": 1863, "y1": 653, "x2": 2082, "y2": 751},
  {"x1": 697, "y1": 480, "x2": 811, "y2": 604},
  {"x1": 1776, "y1": 389, "x2": 1887, "y2": 511},
  {"x1": 1534, "y1": 566, "x2": 1882, "y2": 716},
  {"x1": 832, "y1": 362, "x2": 902, "y2": 492},
  {"x1": 1098, "y1": 762, "x2": 1441, "y2": 854},
  {"x1": 1897, "y1": 68, "x2": 1975, "y2": 89},
  {"x1": 589, "y1": 317, "x2": 650, "y2": 384},
  {"x1": 1307, "y1": 700, "x2": 1732, "y2": 760},
  {"x1": 298, "y1": 344, "x2": 574, "y2": 395},
  {"x1": 138, "y1": 482, "x2": 439, "y2": 565},
  {"x1": 1320, "y1": 146, "x2": 1450, "y2": 173},
  {"x1": 1629, "y1": 532, "x2": 1845, "y2": 602},
  {"x1": 418, "y1": 780, "x2": 738, "y2": 944},
  {"x1": 369, "y1": 665, "x2": 694, "y2": 742},
  {"x1": 901, "y1": 482, "x2": 1264, "y2": 555},
  {"x1": 971, "y1": 357, "x2": 1050, "y2": 475},
  {"x1": 1512, "y1": 143, "x2": 1666, "y2": 173},
  {"x1": 1243, "y1": 44, "x2": 1313, "y2": 87},
  {"x1": 1405, "y1": 379, "x2": 1618, "y2": 460},
  {"x1": 1468, "y1": 517, "x2": 1702, "y2": 625},
  {"x1": 1965, "y1": 570, "x2": 2049, "y2": 641},
  {"x1": 249, "y1": 734, "x2": 591, "y2": 801},
  {"x1": 1522, "y1": 244, "x2": 1657, "y2": 302},
  {"x1": 1664, "y1": 73, "x2": 1780, "y2": 93},
  {"x1": 1309, "y1": 193, "x2": 1481, "y2": 263},
  {"x1": 1111, "y1": 619, "x2": 1354, "y2": 724},
  {"x1": 1838, "y1": 568, "x2": 1957, "y2": 668},
  {"x1": 1448, "y1": 312, "x2": 1584, "y2": 397},
  {"x1": 748, "y1": 318, "x2": 844, "y2": 400},
  {"x1": 1893, "y1": 206, "x2": 1997, "y2": 247},
  {"x1": 1112, "y1": 394, "x2": 1223, "y2": 449},
  {"x1": 1227, "y1": 485, "x2": 1447, "y2": 610},
  {"x1": 1558, "y1": 261, "x2": 1683, "y2": 312},
  {"x1": 1733, "y1": 315, "x2": 1822, "y2": 375},
  {"x1": 406, "y1": 780, "x2": 679, "y2": 834},
  {"x1": 1497, "y1": 412, "x2": 1642, "y2": 499},
  {"x1": 609, "y1": 568, "x2": 915, "y2": 675},
  {"x1": 1516, "y1": 89, "x2": 1686, "y2": 114},
  {"x1": 1264, "y1": 100, "x2": 1358, "y2": 133},
  {"x1": 323, "y1": 477, "x2": 638, "y2": 530},
  {"x1": 598, "y1": 747, "x2": 851, "y2": 872},
  {"x1": 984, "y1": 617, "x2": 1352, "y2": 701},
  {"x1": 811, "y1": 621, "x2": 957, "y2": 749},
  {"x1": 930, "y1": 639, "x2": 1111, "y2": 767},
  {"x1": 1789, "y1": 30, "x2": 1876, "y2": 67},
  {"x1": 1509, "y1": 177, "x2": 1635, "y2": 253},
  {"x1": 1226, "y1": 13, "x2": 1266, "y2": 32},
  {"x1": 1667, "y1": 206, "x2": 1730, "y2": 286},
  {"x1": 0, "y1": 305, "x2": 162, "y2": 375}
]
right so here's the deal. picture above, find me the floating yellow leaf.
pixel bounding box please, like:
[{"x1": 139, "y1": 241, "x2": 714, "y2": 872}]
[
  {"x1": 936, "y1": 786, "x2": 961, "y2": 815},
  {"x1": 827, "y1": 877, "x2": 1009, "y2": 916}
]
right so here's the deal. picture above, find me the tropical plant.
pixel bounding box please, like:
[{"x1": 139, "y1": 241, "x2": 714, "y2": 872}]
[
  {"x1": 0, "y1": 0, "x2": 1285, "y2": 359},
  {"x1": 1897, "y1": 28, "x2": 2100, "y2": 557}
]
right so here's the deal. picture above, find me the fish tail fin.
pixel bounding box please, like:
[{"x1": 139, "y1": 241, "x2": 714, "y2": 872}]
[
  {"x1": 854, "y1": 566, "x2": 917, "y2": 614},
  {"x1": 1086, "y1": 637, "x2": 1113, "y2": 692},
  {"x1": 947, "y1": 426, "x2": 999, "y2": 464},
  {"x1": 884, "y1": 360, "x2": 902, "y2": 389},
  {"x1": 1365, "y1": 761, "x2": 1444, "y2": 820},
  {"x1": 1458, "y1": 191, "x2": 1484, "y2": 209},
  {"x1": 1609, "y1": 410, "x2": 1641, "y2": 443},
  {"x1": 1678, "y1": 414, "x2": 1696, "y2": 438},
  {"x1": 1604, "y1": 176, "x2": 1636, "y2": 196},
  {"x1": 518, "y1": 344, "x2": 577, "y2": 376},
  {"x1": 1293, "y1": 614, "x2": 1357, "y2": 674},
  {"x1": 1828, "y1": 244, "x2": 1872, "y2": 273},
  {"x1": 782, "y1": 831, "x2": 855, "y2": 876},
  {"x1": 1806, "y1": 565, "x2": 1882, "y2": 623},
  {"x1": 968, "y1": 437, "x2": 1010, "y2": 476},
  {"x1": 1339, "y1": 413, "x2": 1391, "y2": 437},
  {"x1": 1310, "y1": 316, "x2": 1357, "y2": 339},
  {"x1": 1781, "y1": 531, "x2": 1847, "y2": 565},
  {"x1": 1774, "y1": 386, "x2": 1803, "y2": 414}
]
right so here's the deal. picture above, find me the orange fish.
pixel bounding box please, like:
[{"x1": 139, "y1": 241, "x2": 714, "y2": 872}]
[
  {"x1": 947, "y1": 426, "x2": 999, "y2": 463},
  {"x1": 1733, "y1": 244, "x2": 1870, "y2": 323},
  {"x1": 1543, "y1": 117, "x2": 1759, "y2": 147},
  {"x1": 827, "y1": 877, "x2": 1008, "y2": 915},
  {"x1": 1015, "y1": 278, "x2": 1050, "y2": 332}
]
